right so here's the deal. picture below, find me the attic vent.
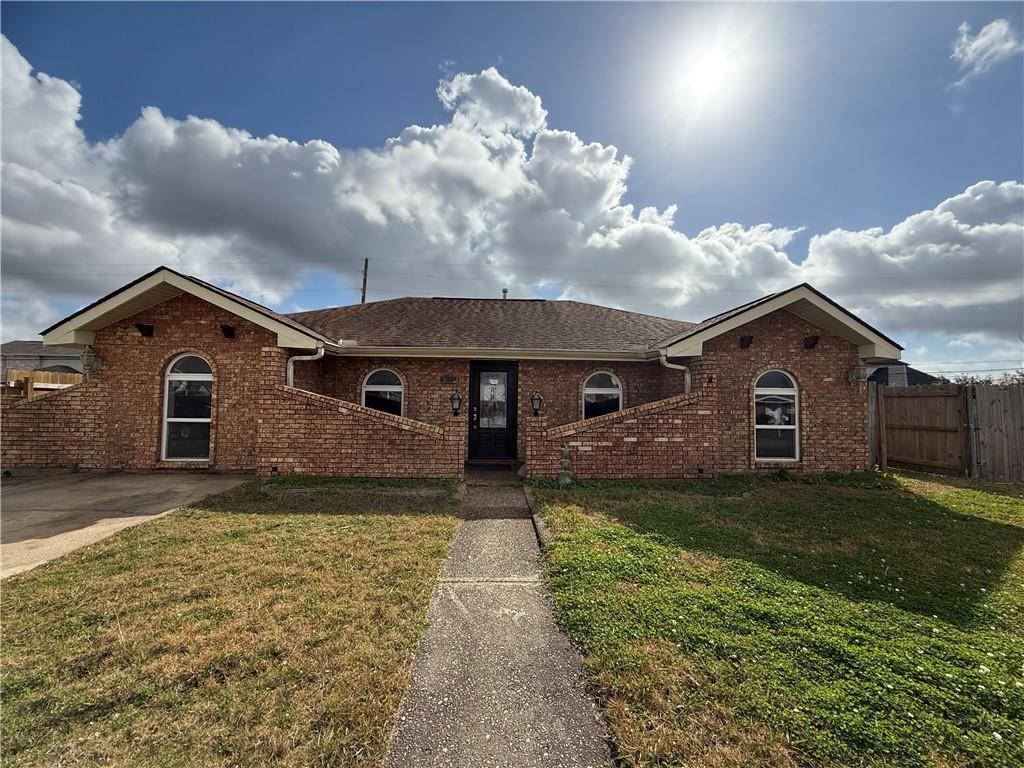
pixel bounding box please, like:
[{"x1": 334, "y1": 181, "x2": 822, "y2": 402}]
[
  {"x1": 739, "y1": 335, "x2": 753, "y2": 349},
  {"x1": 135, "y1": 323, "x2": 154, "y2": 337},
  {"x1": 804, "y1": 335, "x2": 820, "y2": 349}
]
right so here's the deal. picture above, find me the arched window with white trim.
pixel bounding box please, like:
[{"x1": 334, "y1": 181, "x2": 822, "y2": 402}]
[
  {"x1": 583, "y1": 371, "x2": 622, "y2": 419},
  {"x1": 163, "y1": 354, "x2": 212, "y2": 460},
  {"x1": 362, "y1": 369, "x2": 403, "y2": 416},
  {"x1": 754, "y1": 370, "x2": 799, "y2": 461}
]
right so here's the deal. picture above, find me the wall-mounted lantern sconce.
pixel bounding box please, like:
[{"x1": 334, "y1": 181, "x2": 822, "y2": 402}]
[
  {"x1": 804, "y1": 335, "x2": 820, "y2": 349},
  {"x1": 220, "y1": 324, "x2": 236, "y2": 339},
  {"x1": 529, "y1": 391, "x2": 544, "y2": 416},
  {"x1": 135, "y1": 323, "x2": 154, "y2": 337},
  {"x1": 739, "y1": 335, "x2": 753, "y2": 349},
  {"x1": 80, "y1": 346, "x2": 103, "y2": 381},
  {"x1": 450, "y1": 391, "x2": 462, "y2": 416},
  {"x1": 848, "y1": 359, "x2": 868, "y2": 384}
]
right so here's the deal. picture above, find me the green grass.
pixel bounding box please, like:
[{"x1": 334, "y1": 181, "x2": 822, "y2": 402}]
[
  {"x1": 1, "y1": 478, "x2": 459, "y2": 768},
  {"x1": 534, "y1": 472, "x2": 1024, "y2": 768}
]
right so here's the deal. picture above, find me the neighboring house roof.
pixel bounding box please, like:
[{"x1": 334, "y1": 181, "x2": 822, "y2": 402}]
[
  {"x1": 36, "y1": 364, "x2": 82, "y2": 374},
  {"x1": 289, "y1": 298, "x2": 693, "y2": 355},
  {"x1": 868, "y1": 363, "x2": 939, "y2": 386},
  {"x1": 656, "y1": 283, "x2": 903, "y2": 361},
  {"x1": 41, "y1": 267, "x2": 334, "y2": 349},
  {"x1": 1, "y1": 340, "x2": 82, "y2": 357}
]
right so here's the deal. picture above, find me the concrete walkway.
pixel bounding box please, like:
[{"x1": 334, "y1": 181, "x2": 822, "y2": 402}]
[{"x1": 385, "y1": 469, "x2": 611, "y2": 768}]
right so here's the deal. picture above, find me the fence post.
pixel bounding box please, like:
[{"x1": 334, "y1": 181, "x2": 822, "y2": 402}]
[
  {"x1": 966, "y1": 385, "x2": 982, "y2": 479},
  {"x1": 877, "y1": 384, "x2": 888, "y2": 471},
  {"x1": 868, "y1": 381, "x2": 878, "y2": 469}
]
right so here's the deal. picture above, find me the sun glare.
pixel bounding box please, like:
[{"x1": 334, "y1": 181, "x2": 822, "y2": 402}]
[{"x1": 681, "y1": 46, "x2": 741, "y2": 110}]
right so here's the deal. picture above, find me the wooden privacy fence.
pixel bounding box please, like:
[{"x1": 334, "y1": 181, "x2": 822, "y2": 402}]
[
  {"x1": 2, "y1": 369, "x2": 83, "y2": 401},
  {"x1": 869, "y1": 382, "x2": 1024, "y2": 482}
]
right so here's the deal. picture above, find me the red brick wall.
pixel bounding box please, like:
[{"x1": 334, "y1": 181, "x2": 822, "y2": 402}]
[
  {"x1": 702, "y1": 309, "x2": 869, "y2": 473},
  {"x1": 295, "y1": 356, "x2": 472, "y2": 428},
  {"x1": 1, "y1": 384, "x2": 105, "y2": 469},
  {"x1": 256, "y1": 385, "x2": 466, "y2": 479},
  {"x1": 293, "y1": 356, "x2": 686, "y2": 460},
  {"x1": 517, "y1": 360, "x2": 686, "y2": 429},
  {"x1": 2, "y1": 294, "x2": 868, "y2": 478},
  {"x1": 2, "y1": 294, "x2": 289, "y2": 472},
  {"x1": 523, "y1": 309, "x2": 869, "y2": 478},
  {"x1": 524, "y1": 391, "x2": 718, "y2": 479}
]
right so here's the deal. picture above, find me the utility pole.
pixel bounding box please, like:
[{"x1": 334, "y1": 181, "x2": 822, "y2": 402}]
[{"x1": 360, "y1": 258, "x2": 368, "y2": 304}]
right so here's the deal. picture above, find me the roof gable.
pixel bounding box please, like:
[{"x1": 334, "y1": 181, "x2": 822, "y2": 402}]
[
  {"x1": 41, "y1": 267, "x2": 332, "y2": 349},
  {"x1": 658, "y1": 283, "x2": 903, "y2": 361}
]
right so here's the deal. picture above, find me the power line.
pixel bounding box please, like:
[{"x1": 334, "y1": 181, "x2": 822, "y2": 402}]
[
  {"x1": 3, "y1": 284, "x2": 1008, "y2": 314},
  {"x1": 908, "y1": 359, "x2": 1024, "y2": 365},
  {"x1": 2, "y1": 259, "x2": 1021, "y2": 281},
  {"x1": 913, "y1": 367, "x2": 1022, "y2": 374},
  {"x1": 2, "y1": 268, "x2": 1020, "y2": 295}
]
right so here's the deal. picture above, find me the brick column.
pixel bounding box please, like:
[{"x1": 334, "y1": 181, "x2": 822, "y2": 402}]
[
  {"x1": 255, "y1": 347, "x2": 289, "y2": 475},
  {"x1": 522, "y1": 413, "x2": 550, "y2": 479},
  {"x1": 444, "y1": 412, "x2": 468, "y2": 480}
]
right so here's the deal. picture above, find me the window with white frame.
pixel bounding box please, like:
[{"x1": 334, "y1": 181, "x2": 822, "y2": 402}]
[
  {"x1": 163, "y1": 354, "x2": 212, "y2": 460},
  {"x1": 754, "y1": 370, "x2": 799, "y2": 460},
  {"x1": 583, "y1": 371, "x2": 622, "y2": 419},
  {"x1": 362, "y1": 369, "x2": 403, "y2": 416}
]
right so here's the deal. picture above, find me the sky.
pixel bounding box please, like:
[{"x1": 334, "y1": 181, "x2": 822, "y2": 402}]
[{"x1": 1, "y1": 1, "x2": 1022, "y2": 376}]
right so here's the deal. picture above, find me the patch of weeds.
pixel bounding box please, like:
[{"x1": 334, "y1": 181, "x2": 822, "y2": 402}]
[{"x1": 537, "y1": 472, "x2": 1024, "y2": 767}]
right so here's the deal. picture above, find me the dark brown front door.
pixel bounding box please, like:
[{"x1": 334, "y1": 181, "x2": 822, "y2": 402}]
[{"x1": 468, "y1": 361, "x2": 518, "y2": 461}]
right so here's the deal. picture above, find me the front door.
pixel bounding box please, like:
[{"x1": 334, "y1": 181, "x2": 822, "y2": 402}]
[{"x1": 468, "y1": 361, "x2": 518, "y2": 461}]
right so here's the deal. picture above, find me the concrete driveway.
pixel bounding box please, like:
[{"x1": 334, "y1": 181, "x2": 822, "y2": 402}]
[{"x1": 1, "y1": 472, "x2": 249, "y2": 579}]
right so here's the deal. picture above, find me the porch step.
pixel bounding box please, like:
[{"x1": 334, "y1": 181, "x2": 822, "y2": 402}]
[{"x1": 463, "y1": 466, "x2": 521, "y2": 487}]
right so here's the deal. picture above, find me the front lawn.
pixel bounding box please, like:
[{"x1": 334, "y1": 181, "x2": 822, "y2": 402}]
[
  {"x1": 1, "y1": 477, "x2": 458, "y2": 768},
  {"x1": 534, "y1": 472, "x2": 1024, "y2": 768}
]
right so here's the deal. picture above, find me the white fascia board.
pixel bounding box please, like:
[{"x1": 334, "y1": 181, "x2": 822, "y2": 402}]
[
  {"x1": 663, "y1": 286, "x2": 901, "y2": 361},
  {"x1": 329, "y1": 346, "x2": 654, "y2": 361},
  {"x1": 43, "y1": 329, "x2": 98, "y2": 346},
  {"x1": 42, "y1": 270, "x2": 324, "y2": 349}
]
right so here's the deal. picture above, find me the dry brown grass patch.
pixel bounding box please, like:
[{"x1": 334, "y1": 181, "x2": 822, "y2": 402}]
[{"x1": 1, "y1": 479, "x2": 458, "y2": 768}]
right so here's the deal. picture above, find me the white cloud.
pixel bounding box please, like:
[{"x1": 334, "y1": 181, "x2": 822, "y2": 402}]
[
  {"x1": 951, "y1": 19, "x2": 1024, "y2": 88},
  {"x1": 1, "y1": 34, "x2": 1021, "y2": 369}
]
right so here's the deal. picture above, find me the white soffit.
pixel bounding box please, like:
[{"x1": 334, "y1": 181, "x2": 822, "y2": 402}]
[
  {"x1": 663, "y1": 286, "x2": 902, "y2": 361},
  {"x1": 41, "y1": 269, "x2": 323, "y2": 349}
]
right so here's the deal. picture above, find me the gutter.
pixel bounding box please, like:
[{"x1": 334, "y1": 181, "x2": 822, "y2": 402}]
[
  {"x1": 286, "y1": 344, "x2": 325, "y2": 386},
  {"x1": 324, "y1": 344, "x2": 658, "y2": 362},
  {"x1": 659, "y1": 351, "x2": 691, "y2": 393}
]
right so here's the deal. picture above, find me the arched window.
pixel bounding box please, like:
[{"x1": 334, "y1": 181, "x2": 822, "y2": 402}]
[
  {"x1": 754, "y1": 370, "x2": 798, "y2": 461},
  {"x1": 163, "y1": 354, "x2": 212, "y2": 460},
  {"x1": 362, "y1": 369, "x2": 403, "y2": 416},
  {"x1": 583, "y1": 371, "x2": 622, "y2": 419}
]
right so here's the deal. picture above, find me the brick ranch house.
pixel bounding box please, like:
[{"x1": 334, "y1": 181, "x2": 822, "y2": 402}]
[{"x1": 1, "y1": 267, "x2": 902, "y2": 480}]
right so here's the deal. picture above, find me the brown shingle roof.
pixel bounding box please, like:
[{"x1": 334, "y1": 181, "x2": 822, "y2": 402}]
[
  {"x1": 289, "y1": 297, "x2": 694, "y2": 353},
  {"x1": 1, "y1": 340, "x2": 82, "y2": 356}
]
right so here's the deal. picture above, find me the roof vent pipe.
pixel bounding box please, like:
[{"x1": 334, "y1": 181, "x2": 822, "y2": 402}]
[
  {"x1": 502, "y1": 288, "x2": 508, "y2": 300},
  {"x1": 659, "y1": 351, "x2": 691, "y2": 393},
  {"x1": 286, "y1": 345, "x2": 325, "y2": 387}
]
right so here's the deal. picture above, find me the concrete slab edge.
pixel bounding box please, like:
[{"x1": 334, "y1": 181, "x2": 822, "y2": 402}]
[{"x1": 521, "y1": 483, "x2": 553, "y2": 550}]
